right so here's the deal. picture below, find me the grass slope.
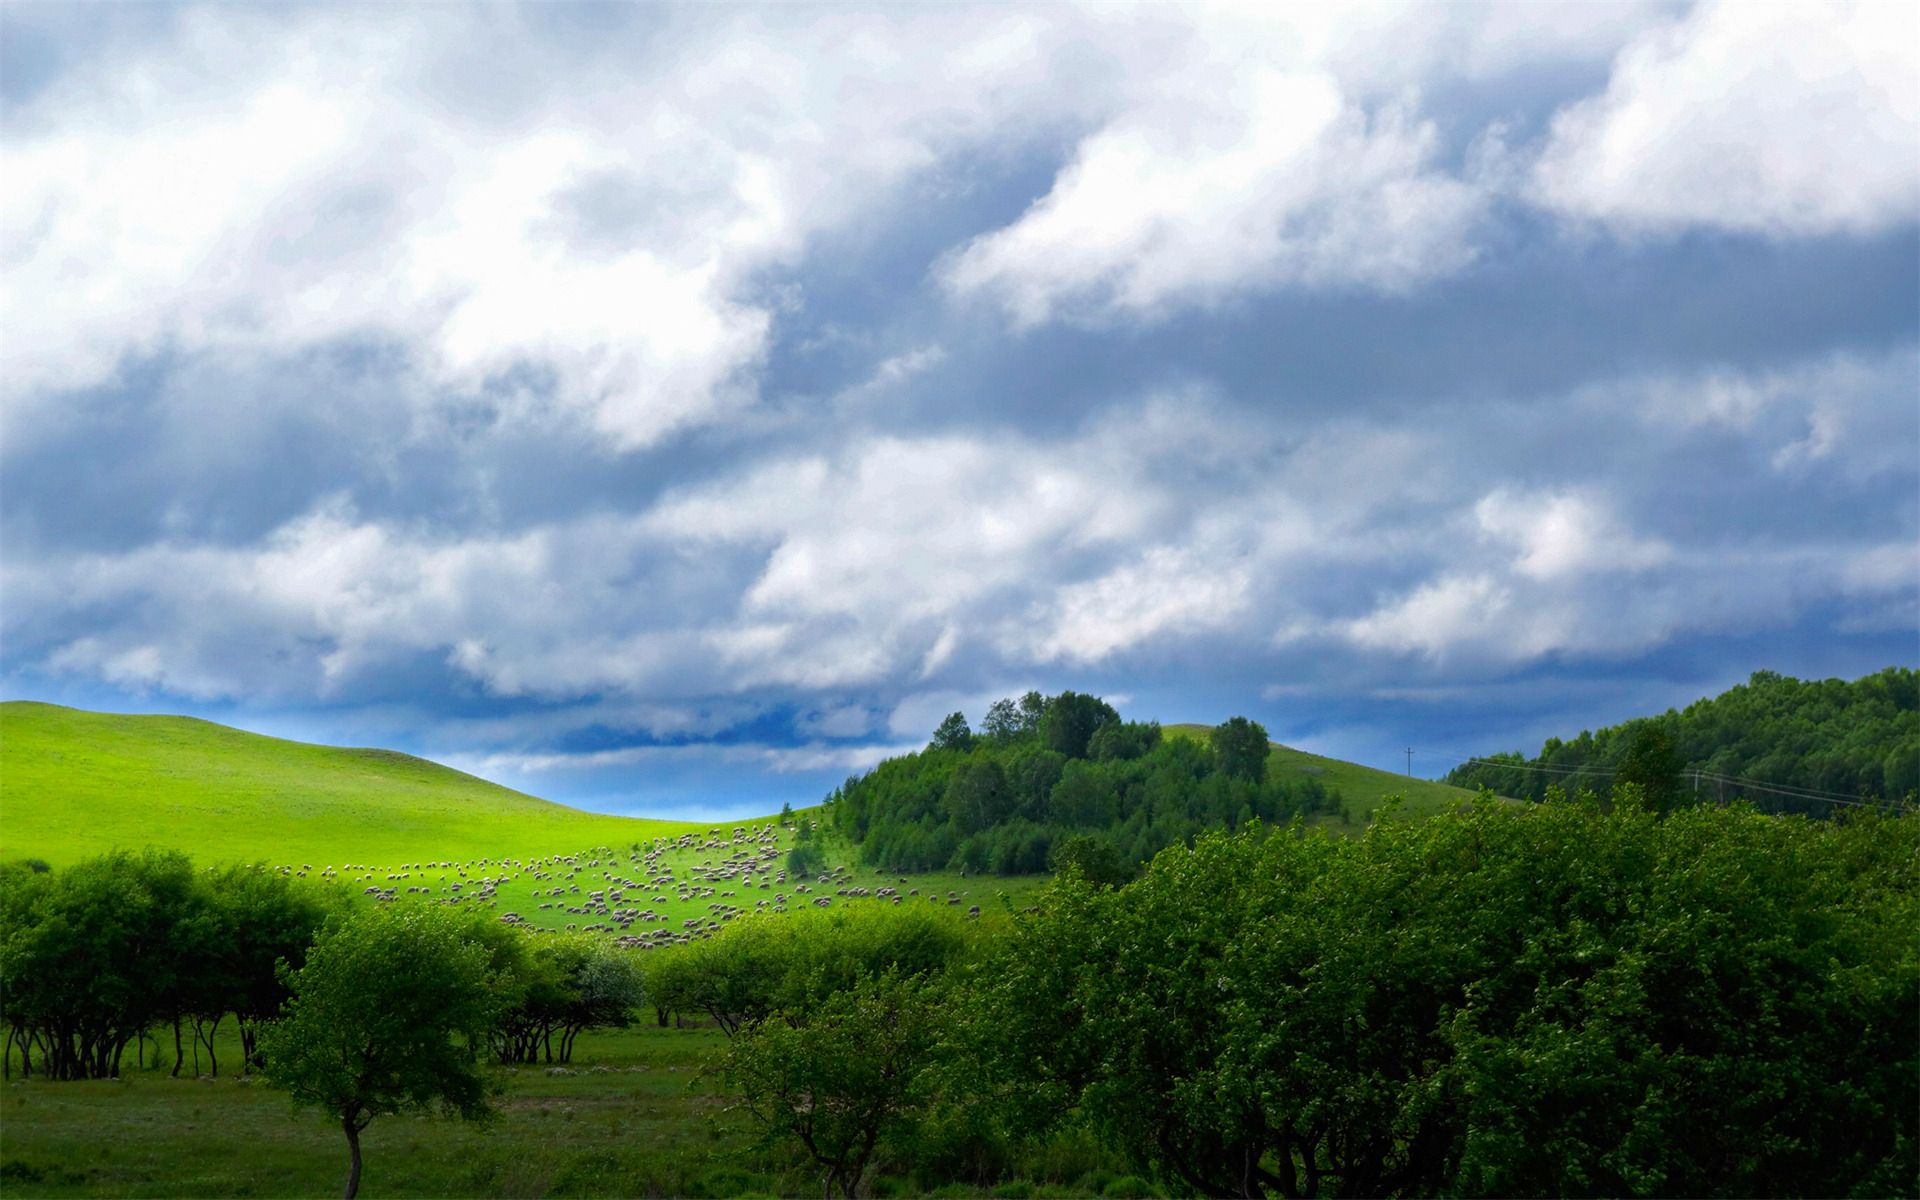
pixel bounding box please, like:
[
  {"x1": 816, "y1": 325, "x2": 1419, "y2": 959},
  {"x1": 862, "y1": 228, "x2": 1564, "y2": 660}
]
[
  {"x1": 0, "y1": 704, "x2": 1042, "y2": 937},
  {"x1": 0, "y1": 702, "x2": 708, "y2": 869},
  {"x1": 1163, "y1": 724, "x2": 1483, "y2": 827}
]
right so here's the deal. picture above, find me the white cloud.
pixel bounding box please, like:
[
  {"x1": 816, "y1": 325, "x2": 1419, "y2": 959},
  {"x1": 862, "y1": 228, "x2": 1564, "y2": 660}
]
[
  {"x1": 1533, "y1": 0, "x2": 1920, "y2": 237},
  {"x1": 1474, "y1": 489, "x2": 1671, "y2": 580},
  {"x1": 1028, "y1": 542, "x2": 1254, "y2": 664},
  {"x1": 1620, "y1": 347, "x2": 1920, "y2": 477},
  {"x1": 0, "y1": 7, "x2": 1074, "y2": 448},
  {"x1": 942, "y1": 70, "x2": 1483, "y2": 325},
  {"x1": 1346, "y1": 574, "x2": 1513, "y2": 660}
]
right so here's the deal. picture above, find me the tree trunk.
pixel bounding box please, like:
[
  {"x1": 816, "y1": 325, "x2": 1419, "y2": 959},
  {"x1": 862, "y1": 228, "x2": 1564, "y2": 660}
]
[
  {"x1": 342, "y1": 1117, "x2": 364, "y2": 1200},
  {"x1": 172, "y1": 1017, "x2": 185, "y2": 1078},
  {"x1": 198, "y1": 1015, "x2": 221, "y2": 1078}
]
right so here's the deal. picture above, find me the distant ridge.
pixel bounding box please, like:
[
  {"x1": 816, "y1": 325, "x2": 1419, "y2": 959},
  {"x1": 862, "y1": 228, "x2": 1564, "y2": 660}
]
[
  {"x1": 0, "y1": 702, "x2": 705, "y2": 868},
  {"x1": 1159, "y1": 724, "x2": 1483, "y2": 822}
]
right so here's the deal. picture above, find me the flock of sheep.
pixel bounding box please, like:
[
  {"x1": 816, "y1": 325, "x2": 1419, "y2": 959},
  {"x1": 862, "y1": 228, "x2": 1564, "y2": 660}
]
[{"x1": 274, "y1": 822, "x2": 981, "y2": 951}]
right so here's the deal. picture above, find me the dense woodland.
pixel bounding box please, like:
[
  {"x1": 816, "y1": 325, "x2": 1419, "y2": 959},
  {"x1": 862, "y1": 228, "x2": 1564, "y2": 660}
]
[
  {"x1": 1445, "y1": 667, "x2": 1918, "y2": 809},
  {"x1": 828, "y1": 692, "x2": 1338, "y2": 877}
]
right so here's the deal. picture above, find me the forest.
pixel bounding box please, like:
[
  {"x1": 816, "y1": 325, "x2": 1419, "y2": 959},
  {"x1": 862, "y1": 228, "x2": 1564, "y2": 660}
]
[
  {"x1": 827, "y1": 691, "x2": 1340, "y2": 878},
  {"x1": 1444, "y1": 668, "x2": 1919, "y2": 809}
]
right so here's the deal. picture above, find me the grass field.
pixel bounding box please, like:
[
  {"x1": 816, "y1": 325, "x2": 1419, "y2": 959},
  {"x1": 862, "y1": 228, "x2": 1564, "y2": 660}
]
[
  {"x1": 1161, "y1": 724, "x2": 1484, "y2": 827},
  {"x1": 0, "y1": 702, "x2": 710, "y2": 869},
  {"x1": 0, "y1": 1020, "x2": 1146, "y2": 1199}
]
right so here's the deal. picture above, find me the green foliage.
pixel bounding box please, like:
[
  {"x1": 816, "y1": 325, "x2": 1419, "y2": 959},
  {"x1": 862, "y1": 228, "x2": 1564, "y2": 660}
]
[
  {"x1": 721, "y1": 971, "x2": 939, "y2": 1199},
  {"x1": 2, "y1": 850, "x2": 214, "y2": 1080},
  {"x1": 1210, "y1": 715, "x2": 1270, "y2": 782},
  {"x1": 1446, "y1": 667, "x2": 1920, "y2": 810},
  {"x1": 963, "y1": 799, "x2": 1919, "y2": 1197},
  {"x1": 931, "y1": 712, "x2": 975, "y2": 754},
  {"x1": 1039, "y1": 692, "x2": 1119, "y2": 760},
  {"x1": 831, "y1": 692, "x2": 1342, "y2": 876},
  {"x1": 490, "y1": 933, "x2": 644, "y2": 1065},
  {"x1": 786, "y1": 838, "x2": 826, "y2": 879},
  {"x1": 262, "y1": 902, "x2": 515, "y2": 1198},
  {"x1": 1046, "y1": 834, "x2": 1132, "y2": 888},
  {"x1": 648, "y1": 904, "x2": 968, "y2": 1037},
  {"x1": 1615, "y1": 723, "x2": 1684, "y2": 813}
]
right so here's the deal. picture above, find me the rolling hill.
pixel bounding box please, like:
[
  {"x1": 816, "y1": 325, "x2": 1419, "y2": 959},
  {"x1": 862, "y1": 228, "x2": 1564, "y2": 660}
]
[
  {"x1": 1161, "y1": 724, "x2": 1484, "y2": 824},
  {"x1": 0, "y1": 701, "x2": 709, "y2": 869}
]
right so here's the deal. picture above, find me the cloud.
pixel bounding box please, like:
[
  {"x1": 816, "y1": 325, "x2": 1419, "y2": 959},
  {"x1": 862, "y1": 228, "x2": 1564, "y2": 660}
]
[
  {"x1": 1027, "y1": 542, "x2": 1255, "y2": 664},
  {"x1": 0, "y1": 6, "x2": 1076, "y2": 449},
  {"x1": 941, "y1": 70, "x2": 1483, "y2": 325},
  {"x1": 1474, "y1": 489, "x2": 1672, "y2": 580},
  {"x1": 1532, "y1": 0, "x2": 1920, "y2": 237}
]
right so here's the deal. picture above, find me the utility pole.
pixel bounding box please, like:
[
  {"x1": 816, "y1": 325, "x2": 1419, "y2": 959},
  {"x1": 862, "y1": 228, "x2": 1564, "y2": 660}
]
[{"x1": 1405, "y1": 747, "x2": 1413, "y2": 777}]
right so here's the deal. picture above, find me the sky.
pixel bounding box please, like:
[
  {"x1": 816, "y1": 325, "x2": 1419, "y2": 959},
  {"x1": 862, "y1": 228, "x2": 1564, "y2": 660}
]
[{"x1": 2, "y1": 1, "x2": 1915, "y2": 822}]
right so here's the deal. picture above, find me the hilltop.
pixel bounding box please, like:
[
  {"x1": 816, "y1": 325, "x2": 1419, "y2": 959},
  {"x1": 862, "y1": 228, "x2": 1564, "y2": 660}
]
[
  {"x1": 0, "y1": 701, "x2": 707, "y2": 869},
  {"x1": 1160, "y1": 723, "x2": 1481, "y2": 822},
  {"x1": 828, "y1": 691, "x2": 1489, "y2": 879}
]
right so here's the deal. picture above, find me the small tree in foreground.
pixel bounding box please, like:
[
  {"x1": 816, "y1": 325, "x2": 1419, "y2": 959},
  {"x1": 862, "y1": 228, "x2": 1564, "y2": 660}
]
[
  {"x1": 722, "y1": 970, "x2": 937, "y2": 1199},
  {"x1": 261, "y1": 904, "x2": 509, "y2": 1199}
]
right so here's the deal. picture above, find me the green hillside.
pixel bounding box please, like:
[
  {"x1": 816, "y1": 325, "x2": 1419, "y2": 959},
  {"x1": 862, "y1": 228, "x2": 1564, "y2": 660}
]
[
  {"x1": 1161, "y1": 724, "x2": 1483, "y2": 824},
  {"x1": 0, "y1": 702, "x2": 707, "y2": 869}
]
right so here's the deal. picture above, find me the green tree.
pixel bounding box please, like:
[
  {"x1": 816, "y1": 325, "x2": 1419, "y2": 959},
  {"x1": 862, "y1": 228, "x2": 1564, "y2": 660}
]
[
  {"x1": 1040, "y1": 692, "x2": 1119, "y2": 759},
  {"x1": 0, "y1": 849, "x2": 208, "y2": 1080},
  {"x1": 261, "y1": 904, "x2": 512, "y2": 1199},
  {"x1": 1046, "y1": 833, "x2": 1132, "y2": 887},
  {"x1": 722, "y1": 971, "x2": 938, "y2": 1198},
  {"x1": 981, "y1": 698, "x2": 1022, "y2": 744},
  {"x1": 1211, "y1": 715, "x2": 1270, "y2": 782},
  {"x1": 788, "y1": 840, "x2": 827, "y2": 878},
  {"x1": 492, "y1": 933, "x2": 643, "y2": 1064},
  {"x1": 944, "y1": 759, "x2": 1011, "y2": 836},
  {"x1": 1615, "y1": 723, "x2": 1685, "y2": 813},
  {"x1": 966, "y1": 801, "x2": 1919, "y2": 1198},
  {"x1": 931, "y1": 712, "x2": 975, "y2": 753}
]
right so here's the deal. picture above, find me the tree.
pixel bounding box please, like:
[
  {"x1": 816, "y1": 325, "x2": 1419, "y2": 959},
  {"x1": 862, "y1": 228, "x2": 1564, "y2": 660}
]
[
  {"x1": 0, "y1": 849, "x2": 208, "y2": 1080},
  {"x1": 1211, "y1": 716, "x2": 1270, "y2": 782},
  {"x1": 944, "y1": 760, "x2": 1011, "y2": 835},
  {"x1": 969, "y1": 801, "x2": 1920, "y2": 1198},
  {"x1": 261, "y1": 904, "x2": 512, "y2": 1199},
  {"x1": 1016, "y1": 691, "x2": 1049, "y2": 735},
  {"x1": 981, "y1": 699, "x2": 1022, "y2": 744},
  {"x1": 492, "y1": 934, "x2": 643, "y2": 1065},
  {"x1": 1615, "y1": 723, "x2": 1684, "y2": 813},
  {"x1": 207, "y1": 863, "x2": 340, "y2": 1074},
  {"x1": 1047, "y1": 833, "x2": 1132, "y2": 887},
  {"x1": 931, "y1": 712, "x2": 974, "y2": 753},
  {"x1": 722, "y1": 971, "x2": 938, "y2": 1199},
  {"x1": 1040, "y1": 692, "x2": 1119, "y2": 760},
  {"x1": 788, "y1": 840, "x2": 827, "y2": 878}
]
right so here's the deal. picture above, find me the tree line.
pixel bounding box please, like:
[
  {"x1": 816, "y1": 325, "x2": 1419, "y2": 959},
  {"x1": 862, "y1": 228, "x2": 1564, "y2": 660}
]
[
  {"x1": 0, "y1": 851, "x2": 643, "y2": 1197},
  {"x1": 699, "y1": 790, "x2": 1919, "y2": 1198},
  {"x1": 828, "y1": 691, "x2": 1338, "y2": 878},
  {"x1": 1445, "y1": 667, "x2": 1919, "y2": 810}
]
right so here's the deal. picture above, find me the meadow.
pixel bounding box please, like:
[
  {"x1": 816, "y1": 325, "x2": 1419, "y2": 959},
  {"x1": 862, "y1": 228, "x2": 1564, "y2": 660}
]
[{"x1": 0, "y1": 703, "x2": 707, "y2": 870}]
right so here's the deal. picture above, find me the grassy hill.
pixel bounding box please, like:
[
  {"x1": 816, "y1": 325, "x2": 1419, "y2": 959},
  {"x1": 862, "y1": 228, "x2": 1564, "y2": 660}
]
[
  {"x1": 0, "y1": 703, "x2": 1038, "y2": 938},
  {"x1": 1162, "y1": 723, "x2": 1483, "y2": 826},
  {"x1": 0, "y1": 702, "x2": 709, "y2": 869}
]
